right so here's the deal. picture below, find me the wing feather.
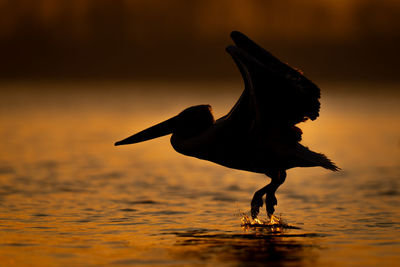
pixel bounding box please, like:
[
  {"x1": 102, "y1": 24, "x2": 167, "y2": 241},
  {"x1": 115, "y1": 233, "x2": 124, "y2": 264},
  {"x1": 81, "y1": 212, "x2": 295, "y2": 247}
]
[
  {"x1": 230, "y1": 31, "x2": 321, "y2": 123},
  {"x1": 223, "y1": 32, "x2": 321, "y2": 142}
]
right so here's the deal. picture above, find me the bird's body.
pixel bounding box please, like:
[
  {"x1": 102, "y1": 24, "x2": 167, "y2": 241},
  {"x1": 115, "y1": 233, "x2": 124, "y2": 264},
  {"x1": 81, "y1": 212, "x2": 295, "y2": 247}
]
[
  {"x1": 171, "y1": 111, "x2": 334, "y2": 174},
  {"x1": 115, "y1": 31, "x2": 339, "y2": 218}
]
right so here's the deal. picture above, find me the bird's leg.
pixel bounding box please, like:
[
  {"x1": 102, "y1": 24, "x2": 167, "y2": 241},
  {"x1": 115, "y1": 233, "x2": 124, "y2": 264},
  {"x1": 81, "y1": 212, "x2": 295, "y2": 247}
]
[
  {"x1": 251, "y1": 170, "x2": 287, "y2": 219},
  {"x1": 251, "y1": 185, "x2": 268, "y2": 219},
  {"x1": 265, "y1": 170, "x2": 286, "y2": 217}
]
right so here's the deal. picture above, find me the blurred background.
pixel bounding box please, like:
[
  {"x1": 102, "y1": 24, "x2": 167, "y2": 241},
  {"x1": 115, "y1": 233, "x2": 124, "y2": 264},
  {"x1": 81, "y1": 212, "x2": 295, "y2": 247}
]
[
  {"x1": 0, "y1": 2, "x2": 399, "y2": 266},
  {"x1": 1, "y1": 0, "x2": 399, "y2": 83}
]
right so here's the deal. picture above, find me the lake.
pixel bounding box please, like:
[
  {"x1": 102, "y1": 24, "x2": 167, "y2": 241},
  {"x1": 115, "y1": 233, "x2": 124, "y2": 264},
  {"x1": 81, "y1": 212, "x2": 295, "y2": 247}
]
[{"x1": 0, "y1": 81, "x2": 399, "y2": 266}]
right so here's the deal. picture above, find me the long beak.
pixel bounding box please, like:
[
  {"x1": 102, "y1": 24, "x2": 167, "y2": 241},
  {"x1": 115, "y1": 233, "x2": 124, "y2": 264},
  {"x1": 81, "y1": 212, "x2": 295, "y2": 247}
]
[{"x1": 114, "y1": 116, "x2": 177, "y2": 146}]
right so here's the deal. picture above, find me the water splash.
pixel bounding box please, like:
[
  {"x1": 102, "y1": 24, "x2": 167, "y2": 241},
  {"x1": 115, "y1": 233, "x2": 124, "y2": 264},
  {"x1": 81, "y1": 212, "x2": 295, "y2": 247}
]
[{"x1": 240, "y1": 213, "x2": 299, "y2": 232}]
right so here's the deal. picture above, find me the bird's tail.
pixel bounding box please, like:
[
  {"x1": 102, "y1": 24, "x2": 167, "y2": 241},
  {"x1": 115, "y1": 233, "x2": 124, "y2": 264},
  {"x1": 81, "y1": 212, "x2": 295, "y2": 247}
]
[
  {"x1": 313, "y1": 152, "x2": 340, "y2": 171},
  {"x1": 295, "y1": 144, "x2": 340, "y2": 171}
]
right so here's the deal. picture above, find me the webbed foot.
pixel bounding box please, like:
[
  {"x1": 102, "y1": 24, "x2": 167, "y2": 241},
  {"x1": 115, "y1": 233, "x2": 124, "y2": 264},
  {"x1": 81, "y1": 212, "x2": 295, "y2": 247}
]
[
  {"x1": 251, "y1": 192, "x2": 264, "y2": 219},
  {"x1": 266, "y1": 194, "x2": 277, "y2": 216}
]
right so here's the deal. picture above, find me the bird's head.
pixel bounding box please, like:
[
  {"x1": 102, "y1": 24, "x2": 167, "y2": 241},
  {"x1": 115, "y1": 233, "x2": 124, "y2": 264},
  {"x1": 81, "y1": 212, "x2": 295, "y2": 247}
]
[{"x1": 114, "y1": 105, "x2": 214, "y2": 146}]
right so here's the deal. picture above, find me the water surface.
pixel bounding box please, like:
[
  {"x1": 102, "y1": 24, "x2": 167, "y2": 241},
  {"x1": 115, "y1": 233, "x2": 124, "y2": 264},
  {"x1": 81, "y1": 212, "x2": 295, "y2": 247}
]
[{"x1": 0, "y1": 82, "x2": 399, "y2": 266}]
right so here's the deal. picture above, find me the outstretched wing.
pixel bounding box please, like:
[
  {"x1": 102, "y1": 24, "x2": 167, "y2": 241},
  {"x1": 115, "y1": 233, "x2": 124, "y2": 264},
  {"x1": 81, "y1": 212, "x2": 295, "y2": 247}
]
[{"x1": 222, "y1": 31, "x2": 321, "y2": 141}]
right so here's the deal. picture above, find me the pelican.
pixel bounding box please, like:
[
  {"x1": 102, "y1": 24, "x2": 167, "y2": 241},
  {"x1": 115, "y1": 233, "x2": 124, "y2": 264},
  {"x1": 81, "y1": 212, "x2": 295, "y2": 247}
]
[{"x1": 115, "y1": 31, "x2": 339, "y2": 219}]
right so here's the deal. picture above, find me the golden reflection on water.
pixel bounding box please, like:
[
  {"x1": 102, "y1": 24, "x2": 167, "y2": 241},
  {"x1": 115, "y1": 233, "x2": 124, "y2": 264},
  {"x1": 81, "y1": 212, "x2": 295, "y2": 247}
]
[{"x1": 0, "y1": 82, "x2": 399, "y2": 266}]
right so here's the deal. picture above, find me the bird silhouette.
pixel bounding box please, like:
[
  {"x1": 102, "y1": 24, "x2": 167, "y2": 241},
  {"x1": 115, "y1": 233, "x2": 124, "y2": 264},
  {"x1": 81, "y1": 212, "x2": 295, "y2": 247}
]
[{"x1": 115, "y1": 31, "x2": 339, "y2": 219}]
